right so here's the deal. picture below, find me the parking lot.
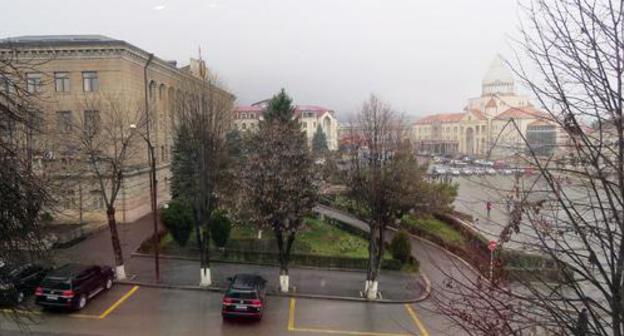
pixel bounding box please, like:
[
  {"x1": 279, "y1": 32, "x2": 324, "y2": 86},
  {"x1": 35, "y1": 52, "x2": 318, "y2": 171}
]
[{"x1": 0, "y1": 284, "x2": 438, "y2": 336}]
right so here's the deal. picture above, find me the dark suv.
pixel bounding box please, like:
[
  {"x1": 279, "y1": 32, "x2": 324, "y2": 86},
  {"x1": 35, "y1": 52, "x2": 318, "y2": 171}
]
[
  {"x1": 0, "y1": 263, "x2": 48, "y2": 305},
  {"x1": 35, "y1": 264, "x2": 114, "y2": 310},
  {"x1": 222, "y1": 274, "x2": 267, "y2": 320}
]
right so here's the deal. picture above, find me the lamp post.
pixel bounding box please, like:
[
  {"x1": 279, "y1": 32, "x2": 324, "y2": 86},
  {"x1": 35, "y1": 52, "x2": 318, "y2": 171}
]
[{"x1": 130, "y1": 123, "x2": 159, "y2": 282}]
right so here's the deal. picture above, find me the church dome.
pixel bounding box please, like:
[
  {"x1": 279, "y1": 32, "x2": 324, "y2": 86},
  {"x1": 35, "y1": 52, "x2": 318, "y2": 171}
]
[{"x1": 482, "y1": 55, "x2": 515, "y2": 96}]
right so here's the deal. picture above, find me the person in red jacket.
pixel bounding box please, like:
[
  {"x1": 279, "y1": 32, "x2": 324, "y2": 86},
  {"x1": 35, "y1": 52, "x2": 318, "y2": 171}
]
[{"x1": 486, "y1": 201, "x2": 492, "y2": 217}]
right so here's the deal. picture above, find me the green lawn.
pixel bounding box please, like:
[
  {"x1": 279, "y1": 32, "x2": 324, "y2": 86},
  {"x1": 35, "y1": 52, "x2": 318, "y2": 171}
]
[
  {"x1": 157, "y1": 216, "x2": 387, "y2": 259},
  {"x1": 400, "y1": 215, "x2": 465, "y2": 245}
]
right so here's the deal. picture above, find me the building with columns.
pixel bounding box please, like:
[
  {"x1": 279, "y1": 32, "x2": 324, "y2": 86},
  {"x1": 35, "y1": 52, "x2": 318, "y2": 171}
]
[
  {"x1": 0, "y1": 35, "x2": 234, "y2": 224},
  {"x1": 234, "y1": 100, "x2": 339, "y2": 150},
  {"x1": 412, "y1": 55, "x2": 560, "y2": 159}
]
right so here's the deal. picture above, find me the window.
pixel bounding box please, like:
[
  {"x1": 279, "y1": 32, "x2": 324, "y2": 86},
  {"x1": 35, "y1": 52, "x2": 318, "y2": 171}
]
[
  {"x1": 1, "y1": 76, "x2": 13, "y2": 93},
  {"x1": 161, "y1": 145, "x2": 165, "y2": 161},
  {"x1": 83, "y1": 110, "x2": 99, "y2": 135},
  {"x1": 34, "y1": 111, "x2": 45, "y2": 131},
  {"x1": 82, "y1": 71, "x2": 98, "y2": 92},
  {"x1": 56, "y1": 111, "x2": 73, "y2": 133},
  {"x1": 26, "y1": 73, "x2": 43, "y2": 93},
  {"x1": 54, "y1": 72, "x2": 70, "y2": 92},
  {"x1": 302, "y1": 122, "x2": 307, "y2": 128},
  {"x1": 241, "y1": 113, "x2": 247, "y2": 119},
  {"x1": 242, "y1": 123, "x2": 247, "y2": 130}
]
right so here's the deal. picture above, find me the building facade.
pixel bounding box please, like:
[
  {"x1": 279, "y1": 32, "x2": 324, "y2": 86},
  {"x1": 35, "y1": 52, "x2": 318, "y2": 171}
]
[
  {"x1": 412, "y1": 56, "x2": 560, "y2": 159},
  {"x1": 234, "y1": 100, "x2": 338, "y2": 150},
  {"x1": 0, "y1": 35, "x2": 234, "y2": 224}
]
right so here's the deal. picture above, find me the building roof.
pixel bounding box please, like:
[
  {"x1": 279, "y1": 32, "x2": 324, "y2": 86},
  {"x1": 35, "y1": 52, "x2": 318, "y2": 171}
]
[
  {"x1": 495, "y1": 106, "x2": 550, "y2": 120},
  {"x1": 235, "y1": 104, "x2": 333, "y2": 118},
  {"x1": 413, "y1": 113, "x2": 465, "y2": 125},
  {"x1": 465, "y1": 109, "x2": 487, "y2": 120},
  {"x1": 482, "y1": 55, "x2": 514, "y2": 86},
  {"x1": 0, "y1": 35, "x2": 116, "y2": 43}
]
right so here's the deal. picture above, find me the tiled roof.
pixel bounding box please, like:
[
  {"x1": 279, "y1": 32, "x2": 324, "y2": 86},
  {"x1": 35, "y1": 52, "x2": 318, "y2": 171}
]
[
  {"x1": 234, "y1": 104, "x2": 333, "y2": 118},
  {"x1": 466, "y1": 109, "x2": 487, "y2": 120},
  {"x1": 234, "y1": 105, "x2": 264, "y2": 112},
  {"x1": 413, "y1": 113, "x2": 465, "y2": 125},
  {"x1": 495, "y1": 106, "x2": 550, "y2": 120}
]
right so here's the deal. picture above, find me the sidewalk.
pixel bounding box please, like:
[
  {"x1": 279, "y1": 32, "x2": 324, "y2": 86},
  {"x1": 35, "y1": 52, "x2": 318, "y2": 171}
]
[
  {"x1": 53, "y1": 212, "x2": 427, "y2": 302},
  {"x1": 124, "y1": 254, "x2": 426, "y2": 302}
]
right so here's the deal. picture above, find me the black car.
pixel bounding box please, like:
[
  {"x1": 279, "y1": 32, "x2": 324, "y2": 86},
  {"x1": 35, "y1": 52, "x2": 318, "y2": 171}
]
[
  {"x1": 222, "y1": 274, "x2": 267, "y2": 320},
  {"x1": 35, "y1": 264, "x2": 115, "y2": 310},
  {"x1": 0, "y1": 263, "x2": 48, "y2": 305}
]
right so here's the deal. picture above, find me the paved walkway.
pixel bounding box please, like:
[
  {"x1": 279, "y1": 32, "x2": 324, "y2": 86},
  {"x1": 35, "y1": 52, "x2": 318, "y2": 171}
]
[
  {"x1": 126, "y1": 255, "x2": 424, "y2": 301},
  {"x1": 53, "y1": 211, "x2": 425, "y2": 301}
]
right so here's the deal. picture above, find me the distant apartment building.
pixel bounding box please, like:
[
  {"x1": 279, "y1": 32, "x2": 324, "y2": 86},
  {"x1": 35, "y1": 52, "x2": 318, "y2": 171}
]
[
  {"x1": 234, "y1": 100, "x2": 338, "y2": 150},
  {"x1": 0, "y1": 35, "x2": 234, "y2": 223},
  {"x1": 412, "y1": 55, "x2": 563, "y2": 159}
]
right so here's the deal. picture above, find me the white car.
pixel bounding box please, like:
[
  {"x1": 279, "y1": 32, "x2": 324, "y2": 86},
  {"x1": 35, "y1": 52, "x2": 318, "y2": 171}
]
[
  {"x1": 462, "y1": 168, "x2": 474, "y2": 175},
  {"x1": 450, "y1": 168, "x2": 461, "y2": 176},
  {"x1": 486, "y1": 168, "x2": 497, "y2": 175}
]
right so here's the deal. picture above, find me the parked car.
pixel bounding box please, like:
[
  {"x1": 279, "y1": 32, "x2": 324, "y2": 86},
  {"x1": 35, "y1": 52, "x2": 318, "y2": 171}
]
[
  {"x1": 473, "y1": 167, "x2": 485, "y2": 176},
  {"x1": 35, "y1": 264, "x2": 114, "y2": 310},
  {"x1": 499, "y1": 168, "x2": 513, "y2": 175},
  {"x1": 0, "y1": 263, "x2": 48, "y2": 305},
  {"x1": 222, "y1": 274, "x2": 267, "y2": 320},
  {"x1": 461, "y1": 167, "x2": 474, "y2": 175},
  {"x1": 432, "y1": 166, "x2": 447, "y2": 175},
  {"x1": 486, "y1": 168, "x2": 497, "y2": 175},
  {"x1": 449, "y1": 168, "x2": 461, "y2": 176}
]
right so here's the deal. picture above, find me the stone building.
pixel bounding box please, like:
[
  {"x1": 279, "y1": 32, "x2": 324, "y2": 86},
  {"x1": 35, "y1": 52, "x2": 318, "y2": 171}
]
[
  {"x1": 412, "y1": 55, "x2": 561, "y2": 159},
  {"x1": 234, "y1": 100, "x2": 338, "y2": 150},
  {"x1": 0, "y1": 35, "x2": 234, "y2": 224}
]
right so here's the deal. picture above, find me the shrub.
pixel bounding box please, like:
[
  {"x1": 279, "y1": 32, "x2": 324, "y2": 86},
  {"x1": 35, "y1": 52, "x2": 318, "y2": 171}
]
[
  {"x1": 389, "y1": 230, "x2": 412, "y2": 264},
  {"x1": 211, "y1": 209, "x2": 231, "y2": 248},
  {"x1": 401, "y1": 215, "x2": 464, "y2": 245},
  {"x1": 40, "y1": 211, "x2": 54, "y2": 224},
  {"x1": 161, "y1": 200, "x2": 193, "y2": 247}
]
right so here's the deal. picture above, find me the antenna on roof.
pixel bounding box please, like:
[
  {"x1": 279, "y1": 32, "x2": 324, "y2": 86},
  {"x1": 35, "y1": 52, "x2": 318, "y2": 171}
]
[{"x1": 198, "y1": 46, "x2": 206, "y2": 79}]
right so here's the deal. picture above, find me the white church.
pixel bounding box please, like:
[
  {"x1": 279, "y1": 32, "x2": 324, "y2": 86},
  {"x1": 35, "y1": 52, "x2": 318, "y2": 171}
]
[{"x1": 412, "y1": 55, "x2": 560, "y2": 159}]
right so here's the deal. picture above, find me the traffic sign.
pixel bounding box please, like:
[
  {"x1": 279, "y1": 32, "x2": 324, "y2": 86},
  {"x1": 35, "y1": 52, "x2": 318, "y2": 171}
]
[{"x1": 488, "y1": 240, "x2": 497, "y2": 252}]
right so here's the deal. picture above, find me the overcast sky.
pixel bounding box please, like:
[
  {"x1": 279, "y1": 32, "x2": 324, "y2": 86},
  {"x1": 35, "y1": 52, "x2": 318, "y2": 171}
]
[{"x1": 1, "y1": 0, "x2": 522, "y2": 119}]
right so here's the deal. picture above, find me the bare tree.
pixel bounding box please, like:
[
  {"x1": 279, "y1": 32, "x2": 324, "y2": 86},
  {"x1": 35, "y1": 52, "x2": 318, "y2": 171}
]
[
  {"x1": 0, "y1": 46, "x2": 56, "y2": 257},
  {"x1": 171, "y1": 66, "x2": 233, "y2": 286},
  {"x1": 434, "y1": 1, "x2": 624, "y2": 334},
  {"x1": 66, "y1": 92, "x2": 144, "y2": 280},
  {"x1": 344, "y1": 94, "x2": 415, "y2": 299}
]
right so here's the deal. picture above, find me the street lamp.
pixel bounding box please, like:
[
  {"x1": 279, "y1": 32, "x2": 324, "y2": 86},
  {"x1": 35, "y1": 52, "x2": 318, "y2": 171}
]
[{"x1": 129, "y1": 123, "x2": 160, "y2": 283}]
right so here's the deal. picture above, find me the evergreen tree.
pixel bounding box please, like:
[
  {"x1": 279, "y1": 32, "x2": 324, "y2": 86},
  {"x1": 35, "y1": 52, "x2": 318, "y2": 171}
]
[
  {"x1": 238, "y1": 89, "x2": 318, "y2": 293},
  {"x1": 170, "y1": 123, "x2": 195, "y2": 201},
  {"x1": 263, "y1": 88, "x2": 296, "y2": 124},
  {"x1": 312, "y1": 125, "x2": 328, "y2": 155}
]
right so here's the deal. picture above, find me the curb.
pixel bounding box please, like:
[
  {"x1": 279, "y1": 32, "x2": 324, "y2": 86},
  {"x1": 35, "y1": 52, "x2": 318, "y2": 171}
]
[
  {"x1": 130, "y1": 252, "x2": 370, "y2": 274},
  {"x1": 115, "y1": 272, "x2": 431, "y2": 304}
]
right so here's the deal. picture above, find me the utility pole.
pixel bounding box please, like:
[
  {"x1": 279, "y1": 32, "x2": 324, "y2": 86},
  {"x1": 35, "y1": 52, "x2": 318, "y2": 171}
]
[{"x1": 143, "y1": 53, "x2": 159, "y2": 283}]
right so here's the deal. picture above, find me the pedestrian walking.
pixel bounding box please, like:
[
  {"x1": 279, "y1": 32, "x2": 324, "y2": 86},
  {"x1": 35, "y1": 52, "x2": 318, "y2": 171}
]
[{"x1": 486, "y1": 201, "x2": 492, "y2": 217}]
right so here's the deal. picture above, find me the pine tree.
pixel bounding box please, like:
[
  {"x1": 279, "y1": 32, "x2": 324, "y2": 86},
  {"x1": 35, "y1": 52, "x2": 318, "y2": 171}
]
[
  {"x1": 263, "y1": 88, "x2": 296, "y2": 124},
  {"x1": 312, "y1": 125, "x2": 328, "y2": 155},
  {"x1": 170, "y1": 123, "x2": 195, "y2": 202},
  {"x1": 238, "y1": 89, "x2": 318, "y2": 293}
]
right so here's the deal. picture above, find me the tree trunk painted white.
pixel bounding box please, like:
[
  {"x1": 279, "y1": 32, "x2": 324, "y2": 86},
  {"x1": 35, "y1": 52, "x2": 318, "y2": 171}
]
[
  {"x1": 366, "y1": 280, "x2": 378, "y2": 300},
  {"x1": 200, "y1": 268, "x2": 212, "y2": 287},
  {"x1": 257, "y1": 229, "x2": 263, "y2": 240},
  {"x1": 115, "y1": 265, "x2": 126, "y2": 280},
  {"x1": 279, "y1": 274, "x2": 289, "y2": 293},
  {"x1": 364, "y1": 280, "x2": 371, "y2": 293}
]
